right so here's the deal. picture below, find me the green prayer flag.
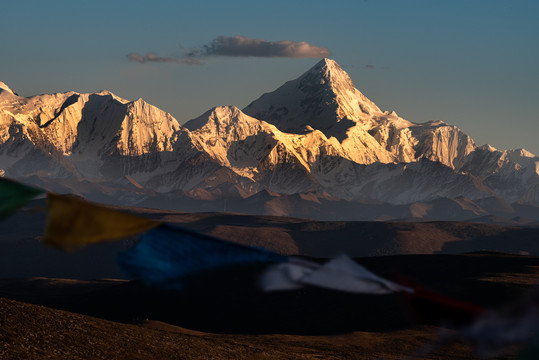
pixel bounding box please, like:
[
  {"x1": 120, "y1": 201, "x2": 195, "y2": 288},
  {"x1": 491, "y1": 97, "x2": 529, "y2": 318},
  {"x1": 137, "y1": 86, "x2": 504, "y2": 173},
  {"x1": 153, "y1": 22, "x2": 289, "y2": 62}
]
[
  {"x1": 0, "y1": 177, "x2": 44, "y2": 220},
  {"x1": 518, "y1": 332, "x2": 539, "y2": 360}
]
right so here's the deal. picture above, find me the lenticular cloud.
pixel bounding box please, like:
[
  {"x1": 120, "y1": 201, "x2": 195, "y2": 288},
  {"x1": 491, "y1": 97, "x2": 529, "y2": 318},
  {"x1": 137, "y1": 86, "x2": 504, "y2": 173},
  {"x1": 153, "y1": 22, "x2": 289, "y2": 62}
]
[{"x1": 127, "y1": 35, "x2": 331, "y2": 65}]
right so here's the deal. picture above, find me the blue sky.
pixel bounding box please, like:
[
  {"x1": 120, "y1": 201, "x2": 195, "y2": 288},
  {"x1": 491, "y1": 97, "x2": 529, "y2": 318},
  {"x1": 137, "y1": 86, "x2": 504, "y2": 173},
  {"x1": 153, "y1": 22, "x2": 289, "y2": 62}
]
[{"x1": 2, "y1": 0, "x2": 538, "y2": 154}]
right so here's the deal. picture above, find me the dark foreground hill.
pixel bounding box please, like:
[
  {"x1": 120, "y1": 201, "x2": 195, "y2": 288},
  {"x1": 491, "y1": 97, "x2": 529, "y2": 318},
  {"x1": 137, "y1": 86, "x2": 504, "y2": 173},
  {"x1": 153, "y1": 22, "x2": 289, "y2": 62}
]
[{"x1": 2, "y1": 252, "x2": 539, "y2": 359}]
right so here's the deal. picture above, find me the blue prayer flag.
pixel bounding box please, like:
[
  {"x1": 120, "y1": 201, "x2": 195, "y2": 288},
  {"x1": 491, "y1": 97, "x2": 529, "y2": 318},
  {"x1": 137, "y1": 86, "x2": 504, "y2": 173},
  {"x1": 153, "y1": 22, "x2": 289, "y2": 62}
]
[{"x1": 117, "y1": 224, "x2": 286, "y2": 289}]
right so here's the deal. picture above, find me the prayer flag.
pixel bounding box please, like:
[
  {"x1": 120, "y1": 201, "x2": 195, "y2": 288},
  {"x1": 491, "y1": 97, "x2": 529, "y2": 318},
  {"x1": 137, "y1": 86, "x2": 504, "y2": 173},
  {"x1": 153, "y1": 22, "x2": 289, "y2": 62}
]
[
  {"x1": 44, "y1": 193, "x2": 159, "y2": 250},
  {"x1": 118, "y1": 224, "x2": 286, "y2": 289},
  {"x1": 260, "y1": 254, "x2": 413, "y2": 295},
  {"x1": 0, "y1": 177, "x2": 44, "y2": 220}
]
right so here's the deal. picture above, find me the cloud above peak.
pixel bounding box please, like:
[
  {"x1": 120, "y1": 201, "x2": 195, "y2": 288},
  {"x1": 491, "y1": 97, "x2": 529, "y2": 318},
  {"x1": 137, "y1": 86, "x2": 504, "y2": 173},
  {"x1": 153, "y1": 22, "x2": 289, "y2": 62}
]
[
  {"x1": 191, "y1": 35, "x2": 331, "y2": 58},
  {"x1": 127, "y1": 35, "x2": 331, "y2": 65}
]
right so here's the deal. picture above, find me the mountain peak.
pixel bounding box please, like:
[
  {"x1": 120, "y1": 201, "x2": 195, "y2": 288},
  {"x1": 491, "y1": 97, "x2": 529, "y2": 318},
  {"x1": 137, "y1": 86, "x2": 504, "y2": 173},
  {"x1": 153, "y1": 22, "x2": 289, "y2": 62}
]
[
  {"x1": 243, "y1": 58, "x2": 381, "y2": 135},
  {"x1": 310, "y1": 58, "x2": 349, "y2": 78},
  {"x1": 95, "y1": 90, "x2": 130, "y2": 104},
  {"x1": 184, "y1": 105, "x2": 266, "y2": 134},
  {"x1": 210, "y1": 105, "x2": 242, "y2": 117},
  {"x1": 314, "y1": 57, "x2": 340, "y2": 70},
  {"x1": 301, "y1": 58, "x2": 355, "y2": 90},
  {"x1": 316, "y1": 57, "x2": 342, "y2": 69},
  {"x1": 0, "y1": 81, "x2": 17, "y2": 96}
]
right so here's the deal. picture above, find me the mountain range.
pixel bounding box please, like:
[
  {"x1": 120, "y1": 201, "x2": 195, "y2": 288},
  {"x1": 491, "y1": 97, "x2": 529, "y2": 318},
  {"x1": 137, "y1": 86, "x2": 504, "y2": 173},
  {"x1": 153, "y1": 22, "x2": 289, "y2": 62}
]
[{"x1": 1, "y1": 59, "x2": 538, "y2": 222}]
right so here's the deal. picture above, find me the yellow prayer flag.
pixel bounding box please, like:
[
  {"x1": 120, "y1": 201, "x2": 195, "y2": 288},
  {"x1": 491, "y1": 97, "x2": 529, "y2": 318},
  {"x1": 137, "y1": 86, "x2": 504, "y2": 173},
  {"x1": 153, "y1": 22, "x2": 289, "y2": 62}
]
[{"x1": 44, "y1": 193, "x2": 160, "y2": 250}]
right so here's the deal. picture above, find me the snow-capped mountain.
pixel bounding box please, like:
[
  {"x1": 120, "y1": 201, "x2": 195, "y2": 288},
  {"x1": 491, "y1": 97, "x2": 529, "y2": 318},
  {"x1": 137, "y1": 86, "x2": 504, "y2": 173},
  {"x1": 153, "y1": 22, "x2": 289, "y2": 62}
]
[
  {"x1": 1, "y1": 59, "x2": 538, "y2": 221},
  {"x1": 244, "y1": 59, "x2": 478, "y2": 169},
  {"x1": 0, "y1": 87, "x2": 182, "y2": 178},
  {"x1": 244, "y1": 58, "x2": 383, "y2": 133}
]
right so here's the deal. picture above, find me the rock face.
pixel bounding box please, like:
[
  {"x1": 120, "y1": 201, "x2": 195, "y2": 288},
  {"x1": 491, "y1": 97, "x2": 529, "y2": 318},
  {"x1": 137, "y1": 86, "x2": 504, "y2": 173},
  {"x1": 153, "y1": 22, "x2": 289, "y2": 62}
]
[{"x1": 1, "y1": 59, "x2": 538, "y2": 220}]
